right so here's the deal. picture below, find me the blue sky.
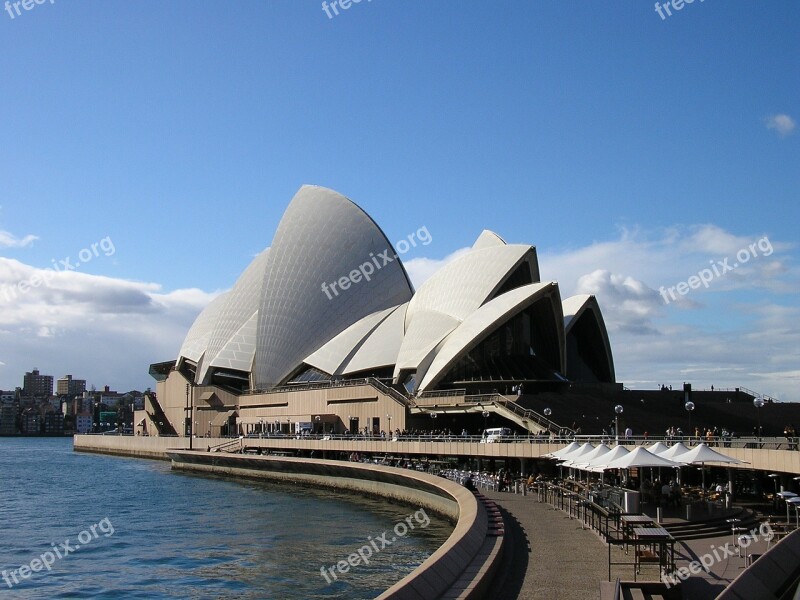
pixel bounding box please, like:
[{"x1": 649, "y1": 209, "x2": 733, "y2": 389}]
[{"x1": 0, "y1": 1, "x2": 797, "y2": 398}]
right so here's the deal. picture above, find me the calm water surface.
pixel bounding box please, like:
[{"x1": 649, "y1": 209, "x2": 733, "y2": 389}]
[{"x1": 0, "y1": 437, "x2": 452, "y2": 599}]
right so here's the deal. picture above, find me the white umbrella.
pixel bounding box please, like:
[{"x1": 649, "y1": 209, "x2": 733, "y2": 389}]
[
  {"x1": 556, "y1": 442, "x2": 595, "y2": 463},
  {"x1": 586, "y1": 445, "x2": 631, "y2": 473},
  {"x1": 675, "y1": 443, "x2": 746, "y2": 466},
  {"x1": 675, "y1": 443, "x2": 745, "y2": 499},
  {"x1": 601, "y1": 446, "x2": 683, "y2": 470},
  {"x1": 644, "y1": 441, "x2": 673, "y2": 482},
  {"x1": 660, "y1": 442, "x2": 691, "y2": 460},
  {"x1": 646, "y1": 441, "x2": 670, "y2": 456},
  {"x1": 564, "y1": 443, "x2": 611, "y2": 469},
  {"x1": 546, "y1": 441, "x2": 580, "y2": 459}
]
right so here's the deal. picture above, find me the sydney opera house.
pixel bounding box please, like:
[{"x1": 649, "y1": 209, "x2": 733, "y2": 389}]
[{"x1": 140, "y1": 186, "x2": 615, "y2": 438}]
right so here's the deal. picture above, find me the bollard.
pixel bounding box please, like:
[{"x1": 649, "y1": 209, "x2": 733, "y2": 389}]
[
  {"x1": 657, "y1": 507, "x2": 663, "y2": 524},
  {"x1": 686, "y1": 504, "x2": 692, "y2": 520},
  {"x1": 514, "y1": 481, "x2": 519, "y2": 494}
]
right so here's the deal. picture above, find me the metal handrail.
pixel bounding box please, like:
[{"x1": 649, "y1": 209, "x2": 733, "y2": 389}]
[
  {"x1": 417, "y1": 389, "x2": 467, "y2": 399},
  {"x1": 466, "y1": 393, "x2": 574, "y2": 435}
]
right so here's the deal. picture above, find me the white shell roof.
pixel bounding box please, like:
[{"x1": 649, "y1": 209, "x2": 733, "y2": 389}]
[
  {"x1": 196, "y1": 248, "x2": 271, "y2": 383},
  {"x1": 393, "y1": 310, "x2": 461, "y2": 378},
  {"x1": 472, "y1": 230, "x2": 507, "y2": 250},
  {"x1": 393, "y1": 233, "x2": 541, "y2": 382},
  {"x1": 303, "y1": 305, "x2": 398, "y2": 376},
  {"x1": 562, "y1": 294, "x2": 592, "y2": 331},
  {"x1": 404, "y1": 243, "x2": 538, "y2": 327},
  {"x1": 417, "y1": 282, "x2": 564, "y2": 392},
  {"x1": 342, "y1": 302, "x2": 408, "y2": 374},
  {"x1": 561, "y1": 293, "x2": 615, "y2": 382},
  {"x1": 205, "y1": 311, "x2": 258, "y2": 375},
  {"x1": 253, "y1": 186, "x2": 414, "y2": 389},
  {"x1": 177, "y1": 292, "x2": 228, "y2": 364}
]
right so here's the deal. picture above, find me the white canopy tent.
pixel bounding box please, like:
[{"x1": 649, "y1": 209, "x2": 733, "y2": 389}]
[
  {"x1": 564, "y1": 443, "x2": 611, "y2": 469},
  {"x1": 545, "y1": 442, "x2": 580, "y2": 459},
  {"x1": 659, "y1": 442, "x2": 692, "y2": 461},
  {"x1": 676, "y1": 443, "x2": 746, "y2": 499},
  {"x1": 645, "y1": 441, "x2": 670, "y2": 456},
  {"x1": 585, "y1": 445, "x2": 631, "y2": 473},
  {"x1": 556, "y1": 442, "x2": 596, "y2": 463},
  {"x1": 601, "y1": 446, "x2": 683, "y2": 470}
]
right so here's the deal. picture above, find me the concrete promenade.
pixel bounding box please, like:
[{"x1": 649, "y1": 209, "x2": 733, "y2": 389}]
[{"x1": 485, "y1": 489, "x2": 775, "y2": 600}]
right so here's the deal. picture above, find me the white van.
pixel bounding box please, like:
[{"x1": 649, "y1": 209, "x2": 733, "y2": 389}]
[{"x1": 483, "y1": 427, "x2": 513, "y2": 443}]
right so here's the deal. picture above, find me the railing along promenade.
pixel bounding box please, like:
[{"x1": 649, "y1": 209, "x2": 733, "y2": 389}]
[{"x1": 80, "y1": 432, "x2": 800, "y2": 474}]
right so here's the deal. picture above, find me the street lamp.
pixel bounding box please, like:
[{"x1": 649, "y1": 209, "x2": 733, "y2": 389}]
[
  {"x1": 768, "y1": 473, "x2": 781, "y2": 511},
  {"x1": 315, "y1": 415, "x2": 322, "y2": 435},
  {"x1": 185, "y1": 383, "x2": 193, "y2": 450},
  {"x1": 754, "y1": 397, "x2": 765, "y2": 441},
  {"x1": 481, "y1": 409, "x2": 490, "y2": 435},
  {"x1": 685, "y1": 401, "x2": 695, "y2": 439},
  {"x1": 386, "y1": 413, "x2": 392, "y2": 434},
  {"x1": 614, "y1": 405, "x2": 624, "y2": 444}
]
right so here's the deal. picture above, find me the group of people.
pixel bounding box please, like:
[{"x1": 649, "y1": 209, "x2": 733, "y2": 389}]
[
  {"x1": 640, "y1": 478, "x2": 682, "y2": 507},
  {"x1": 785, "y1": 424, "x2": 797, "y2": 450}
]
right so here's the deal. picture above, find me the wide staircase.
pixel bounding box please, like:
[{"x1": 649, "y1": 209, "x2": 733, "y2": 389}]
[{"x1": 144, "y1": 393, "x2": 177, "y2": 436}]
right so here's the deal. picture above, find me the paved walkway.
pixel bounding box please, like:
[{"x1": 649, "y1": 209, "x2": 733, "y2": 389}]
[
  {"x1": 485, "y1": 489, "x2": 775, "y2": 600},
  {"x1": 485, "y1": 489, "x2": 609, "y2": 599}
]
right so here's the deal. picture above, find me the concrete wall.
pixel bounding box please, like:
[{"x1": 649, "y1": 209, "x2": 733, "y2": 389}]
[{"x1": 74, "y1": 434, "x2": 190, "y2": 459}]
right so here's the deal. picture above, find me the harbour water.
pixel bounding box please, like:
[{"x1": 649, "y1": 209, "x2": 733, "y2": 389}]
[{"x1": 0, "y1": 437, "x2": 451, "y2": 599}]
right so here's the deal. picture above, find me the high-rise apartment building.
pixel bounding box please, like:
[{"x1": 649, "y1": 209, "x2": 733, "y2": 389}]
[
  {"x1": 56, "y1": 375, "x2": 87, "y2": 397},
  {"x1": 23, "y1": 369, "x2": 53, "y2": 398}
]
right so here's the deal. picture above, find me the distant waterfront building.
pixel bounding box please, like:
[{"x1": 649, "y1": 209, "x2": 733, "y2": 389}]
[
  {"x1": 23, "y1": 369, "x2": 54, "y2": 398},
  {"x1": 21, "y1": 409, "x2": 41, "y2": 435},
  {"x1": 56, "y1": 375, "x2": 87, "y2": 397},
  {"x1": 0, "y1": 404, "x2": 17, "y2": 435},
  {"x1": 75, "y1": 412, "x2": 93, "y2": 434},
  {"x1": 43, "y1": 412, "x2": 65, "y2": 435}
]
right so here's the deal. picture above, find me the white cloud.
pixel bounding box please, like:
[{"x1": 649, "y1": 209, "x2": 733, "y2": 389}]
[
  {"x1": 0, "y1": 230, "x2": 38, "y2": 248},
  {"x1": 764, "y1": 113, "x2": 796, "y2": 137},
  {"x1": 0, "y1": 257, "x2": 218, "y2": 392}
]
